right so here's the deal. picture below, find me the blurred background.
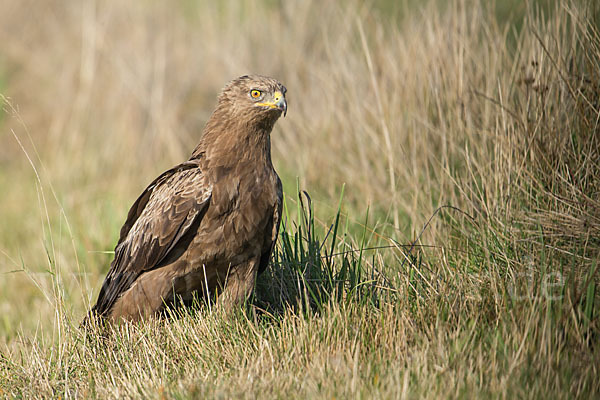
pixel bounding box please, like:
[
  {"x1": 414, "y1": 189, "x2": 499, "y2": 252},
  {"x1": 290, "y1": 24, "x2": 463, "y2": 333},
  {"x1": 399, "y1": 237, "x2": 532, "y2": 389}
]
[{"x1": 0, "y1": 0, "x2": 597, "y2": 343}]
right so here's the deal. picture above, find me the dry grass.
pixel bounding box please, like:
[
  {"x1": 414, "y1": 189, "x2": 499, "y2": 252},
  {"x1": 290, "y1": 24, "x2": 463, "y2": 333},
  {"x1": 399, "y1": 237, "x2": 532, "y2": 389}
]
[{"x1": 0, "y1": 0, "x2": 599, "y2": 398}]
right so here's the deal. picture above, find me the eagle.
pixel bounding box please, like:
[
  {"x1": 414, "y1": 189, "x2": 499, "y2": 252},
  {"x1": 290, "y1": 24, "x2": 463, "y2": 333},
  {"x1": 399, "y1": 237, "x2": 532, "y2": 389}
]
[{"x1": 88, "y1": 75, "x2": 287, "y2": 323}]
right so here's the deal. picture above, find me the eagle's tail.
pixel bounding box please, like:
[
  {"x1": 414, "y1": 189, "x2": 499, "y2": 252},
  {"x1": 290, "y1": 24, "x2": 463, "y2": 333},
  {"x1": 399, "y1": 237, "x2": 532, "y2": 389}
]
[{"x1": 79, "y1": 306, "x2": 105, "y2": 330}]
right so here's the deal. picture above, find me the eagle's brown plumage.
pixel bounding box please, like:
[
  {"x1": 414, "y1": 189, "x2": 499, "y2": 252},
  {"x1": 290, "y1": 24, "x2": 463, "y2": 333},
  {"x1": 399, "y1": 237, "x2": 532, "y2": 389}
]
[{"x1": 90, "y1": 75, "x2": 287, "y2": 323}]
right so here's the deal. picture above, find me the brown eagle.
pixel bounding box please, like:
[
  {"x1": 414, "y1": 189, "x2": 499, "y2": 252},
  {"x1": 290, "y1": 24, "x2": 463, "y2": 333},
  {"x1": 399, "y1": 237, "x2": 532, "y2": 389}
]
[{"x1": 89, "y1": 75, "x2": 287, "y2": 323}]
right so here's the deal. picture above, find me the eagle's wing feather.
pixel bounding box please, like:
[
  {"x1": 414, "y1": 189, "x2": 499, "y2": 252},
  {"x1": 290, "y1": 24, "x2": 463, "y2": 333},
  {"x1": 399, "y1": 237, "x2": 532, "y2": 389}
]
[{"x1": 92, "y1": 161, "x2": 212, "y2": 316}]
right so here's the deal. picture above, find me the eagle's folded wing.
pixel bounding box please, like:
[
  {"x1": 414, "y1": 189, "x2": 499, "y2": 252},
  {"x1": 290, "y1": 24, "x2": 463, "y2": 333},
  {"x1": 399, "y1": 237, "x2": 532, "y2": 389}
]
[{"x1": 92, "y1": 161, "x2": 212, "y2": 316}]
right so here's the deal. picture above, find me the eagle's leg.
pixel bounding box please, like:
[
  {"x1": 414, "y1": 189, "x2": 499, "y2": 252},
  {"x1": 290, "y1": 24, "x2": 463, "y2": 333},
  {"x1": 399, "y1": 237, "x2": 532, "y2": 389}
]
[{"x1": 217, "y1": 259, "x2": 259, "y2": 310}]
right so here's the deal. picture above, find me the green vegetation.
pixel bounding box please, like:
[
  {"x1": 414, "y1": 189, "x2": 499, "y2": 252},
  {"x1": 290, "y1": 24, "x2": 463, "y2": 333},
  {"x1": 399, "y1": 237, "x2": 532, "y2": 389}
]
[{"x1": 0, "y1": 0, "x2": 598, "y2": 398}]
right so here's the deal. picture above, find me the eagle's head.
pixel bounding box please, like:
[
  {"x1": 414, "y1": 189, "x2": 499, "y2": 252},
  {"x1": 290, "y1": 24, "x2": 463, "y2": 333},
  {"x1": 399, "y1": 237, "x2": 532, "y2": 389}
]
[
  {"x1": 216, "y1": 75, "x2": 287, "y2": 127},
  {"x1": 194, "y1": 75, "x2": 288, "y2": 160}
]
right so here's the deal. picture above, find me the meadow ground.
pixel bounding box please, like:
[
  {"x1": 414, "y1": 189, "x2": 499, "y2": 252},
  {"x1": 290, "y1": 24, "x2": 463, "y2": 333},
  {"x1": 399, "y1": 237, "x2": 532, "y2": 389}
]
[{"x1": 0, "y1": 0, "x2": 598, "y2": 398}]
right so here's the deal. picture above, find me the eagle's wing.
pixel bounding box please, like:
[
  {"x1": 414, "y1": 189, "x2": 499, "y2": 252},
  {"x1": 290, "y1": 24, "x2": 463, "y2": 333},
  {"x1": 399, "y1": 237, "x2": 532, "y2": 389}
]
[
  {"x1": 257, "y1": 176, "x2": 283, "y2": 275},
  {"x1": 92, "y1": 160, "x2": 212, "y2": 316}
]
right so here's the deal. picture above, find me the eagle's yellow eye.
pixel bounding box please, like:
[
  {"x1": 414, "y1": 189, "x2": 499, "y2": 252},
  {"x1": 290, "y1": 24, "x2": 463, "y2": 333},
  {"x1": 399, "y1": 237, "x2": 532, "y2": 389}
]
[{"x1": 250, "y1": 89, "x2": 261, "y2": 98}]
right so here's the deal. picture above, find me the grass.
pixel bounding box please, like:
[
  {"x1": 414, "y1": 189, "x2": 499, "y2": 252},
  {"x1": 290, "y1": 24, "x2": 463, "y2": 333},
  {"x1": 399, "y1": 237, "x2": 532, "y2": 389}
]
[{"x1": 0, "y1": 0, "x2": 599, "y2": 398}]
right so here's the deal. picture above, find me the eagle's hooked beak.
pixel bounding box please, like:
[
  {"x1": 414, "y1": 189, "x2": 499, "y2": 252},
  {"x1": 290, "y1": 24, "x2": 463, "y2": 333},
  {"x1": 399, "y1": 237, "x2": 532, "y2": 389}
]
[{"x1": 257, "y1": 91, "x2": 287, "y2": 117}]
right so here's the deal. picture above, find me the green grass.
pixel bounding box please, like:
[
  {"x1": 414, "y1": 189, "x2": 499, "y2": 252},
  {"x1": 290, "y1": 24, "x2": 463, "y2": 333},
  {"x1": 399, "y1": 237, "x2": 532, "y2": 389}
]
[
  {"x1": 0, "y1": 0, "x2": 599, "y2": 398},
  {"x1": 1, "y1": 190, "x2": 597, "y2": 398}
]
